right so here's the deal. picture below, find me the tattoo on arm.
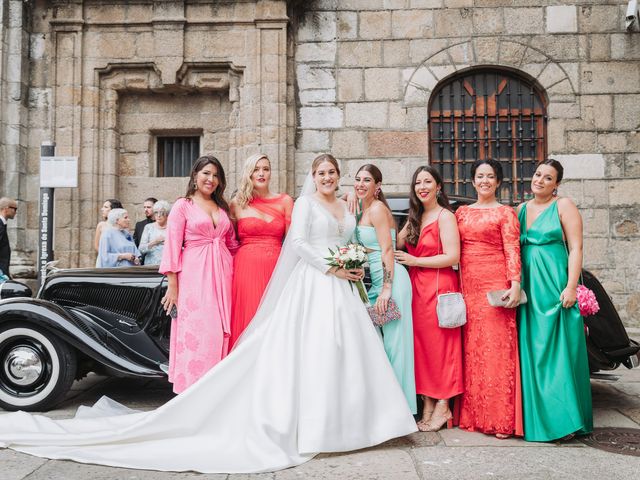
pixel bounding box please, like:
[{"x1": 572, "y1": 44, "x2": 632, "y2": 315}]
[{"x1": 382, "y1": 261, "x2": 393, "y2": 285}]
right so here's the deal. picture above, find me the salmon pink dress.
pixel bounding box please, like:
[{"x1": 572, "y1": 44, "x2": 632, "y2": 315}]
[
  {"x1": 406, "y1": 213, "x2": 463, "y2": 400},
  {"x1": 455, "y1": 205, "x2": 523, "y2": 436},
  {"x1": 229, "y1": 194, "x2": 292, "y2": 348},
  {"x1": 159, "y1": 198, "x2": 239, "y2": 394}
]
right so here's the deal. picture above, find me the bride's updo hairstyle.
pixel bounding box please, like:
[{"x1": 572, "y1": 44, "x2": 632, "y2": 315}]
[
  {"x1": 311, "y1": 153, "x2": 340, "y2": 176},
  {"x1": 235, "y1": 153, "x2": 269, "y2": 209},
  {"x1": 355, "y1": 164, "x2": 390, "y2": 210}
]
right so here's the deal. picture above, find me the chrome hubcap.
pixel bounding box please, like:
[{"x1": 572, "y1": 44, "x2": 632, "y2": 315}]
[{"x1": 4, "y1": 346, "x2": 43, "y2": 387}]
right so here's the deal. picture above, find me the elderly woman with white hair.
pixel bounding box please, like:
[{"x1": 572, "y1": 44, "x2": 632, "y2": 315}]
[
  {"x1": 139, "y1": 200, "x2": 171, "y2": 265},
  {"x1": 96, "y1": 208, "x2": 140, "y2": 268}
]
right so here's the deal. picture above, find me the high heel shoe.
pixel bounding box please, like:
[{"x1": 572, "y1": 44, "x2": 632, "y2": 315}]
[
  {"x1": 422, "y1": 399, "x2": 453, "y2": 432},
  {"x1": 417, "y1": 396, "x2": 436, "y2": 431}
]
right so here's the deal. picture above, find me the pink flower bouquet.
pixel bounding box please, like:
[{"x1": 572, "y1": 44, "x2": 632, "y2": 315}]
[{"x1": 576, "y1": 284, "x2": 599, "y2": 317}]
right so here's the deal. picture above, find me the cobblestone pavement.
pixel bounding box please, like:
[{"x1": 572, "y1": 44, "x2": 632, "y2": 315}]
[{"x1": 2, "y1": 362, "x2": 640, "y2": 480}]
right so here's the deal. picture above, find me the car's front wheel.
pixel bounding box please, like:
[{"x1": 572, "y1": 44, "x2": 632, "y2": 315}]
[{"x1": 0, "y1": 323, "x2": 76, "y2": 411}]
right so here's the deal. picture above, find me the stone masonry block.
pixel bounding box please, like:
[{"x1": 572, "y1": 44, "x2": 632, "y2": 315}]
[
  {"x1": 434, "y1": 9, "x2": 473, "y2": 38},
  {"x1": 298, "y1": 130, "x2": 330, "y2": 152},
  {"x1": 338, "y1": 41, "x2": 382, "y2": 67},
  {"x1": 528, "y1": 36, "x2": 579, "y2": 62},
  {"x1": 625, "y1": 154, "x2": 640, "y2": 177},
  {"x1": 368, "y1": 131, "x2": 429, "y2": 157},
  {"x1": 613, "y1": 95, "x2": 640, "y2": 131},
  {"x1": 472, "y1": 8, "x2": 504, "y2": 35},
  {"x1": 383, "y1": 40, "x2": 410, "y2": 67},
  {"x1": 364, "y1": 68, "x2": 401, "y2": 101},
  {"x1": 410, "y1": 0, "x2": 443, "y2": 7},
  {"x1": 447, "y1": 42, "x2": 473, "y2": 65},
  {"x1": 546, "y1": 6, "x2": 577, "y2": 33},
  {"x1": 611, "y1": 34, "x2": 640, "y2": 61},
  {"x1": 597, "y1": 133, "x2": 627, "y2": 154},
  {"x1": 408, "y1": 66, "x2": 438, "y2": 91},
  {"x1": 553, "y1": 154, "x2": 605, "y2": 180},
  {"x1": 583, "y1": 180, "x2": 609, "y2": 208},
  {"x1": 391, "y1": 10, "x2": 434, "y2": 39},
  {"x1": 567, "y1": 131, "x2": 597, "y2": 153},
  {"x1": 537, "y1": 63, "x2": 568, "y2": 91},
  {"x1": 409, "y1": 38, "x2": 449, "y2": 64},
  {"x1": 331, "y1": 130, "x2": 367, "y2": 158},
  {"x1": 503, "y1": 8, "x2": 543, "y2": 35},
  {"x1": 345, "y1": 102, "x2": 388, "y2": 129},
  {"x1": 337, "y1": 11, "x2": 358, "y2": 40},
  {"x1": 498, "y1": 41, "x2": 527, "y2": 66},
  {"x1": 337, "y1": 69, "x2": 363, "y2": 102},
  {"x1": 296, "y1": 65, "x2": 336, "y2": 91},
  {"x1": 609, "y1": 180, "x2": 640, "y2": 206},
  {"x1": 578, "y1": 5, "x2": 620, "y2": 33},
  {"x1": 359, "y1": 11, "x2": 392, "y2": 40},
  {"x1": 299, "y1": 106, "x2": 343, "y2": 129},
  {"x1": 298, "y1": 11, "x2": 337, "y2": 42},
  {"x1": 299, "y1": 89, "x2": 336, "y2": 104},
  {"x1": 295, "y1": 42, "x2": 336, "y2": 64}
]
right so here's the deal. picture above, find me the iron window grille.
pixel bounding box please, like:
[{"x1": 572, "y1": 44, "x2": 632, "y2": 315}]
[
  {"x1": 157, "y1": 136, "x2": 200, "y2": 177},
  {"x1": 428, "y1": 69, "x2": 547, "y2": 204}
]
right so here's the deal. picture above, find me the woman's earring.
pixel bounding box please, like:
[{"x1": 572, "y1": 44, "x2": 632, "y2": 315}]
[
  {"x1": 436, "y1": 190, "x2": 441, "y2": 198},
  {"x1": 193, "y1": 182, "x2": 198, "y2": 191},
  {"x1": 552, "y1": 188, "x2": 558, "y2": 196},
  {"x1": 375, "y1": 188, "x2": 380, "y2": 199}
]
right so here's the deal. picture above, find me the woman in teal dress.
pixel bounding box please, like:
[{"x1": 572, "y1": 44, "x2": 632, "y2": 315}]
[
  {"x1": 353, "y1": 164, "x2": 417, "y2": 415},
  {"x1": 517, "y1": 159, "x2": 593, "y2": 442}
]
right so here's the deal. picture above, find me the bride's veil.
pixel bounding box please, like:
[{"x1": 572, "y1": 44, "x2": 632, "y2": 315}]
[{"x1": 233, "y1": 171, "x2": 316, "y2": 346}]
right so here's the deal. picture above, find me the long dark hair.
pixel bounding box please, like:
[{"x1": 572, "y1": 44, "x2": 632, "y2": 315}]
[
  {"x1": 105, "y1": 198, "x2": 122, "y2": 209},
  {"x1": 185, "y1": 155, "x2": 230, "y2": 213},
  {"x1": 355, "y1": 164, "x2": 390, "y2": 210},
  {"x1": 406, "y1": 165, "x2": 451, "y2": 246}
]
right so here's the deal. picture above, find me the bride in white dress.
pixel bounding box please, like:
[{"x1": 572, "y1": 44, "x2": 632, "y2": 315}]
[{"x1": 0, "y1": 154, "x2": 417, "y2": 473}]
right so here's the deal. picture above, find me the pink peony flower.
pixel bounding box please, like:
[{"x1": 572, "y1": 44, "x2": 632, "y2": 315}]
[{"x1": 576, "y1": 285, "x2": 599, "y2": 317}]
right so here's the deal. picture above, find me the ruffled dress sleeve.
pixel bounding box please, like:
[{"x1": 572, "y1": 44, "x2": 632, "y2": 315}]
[
  {"x1": 159, "y1": 198, "x2": 187, "y2": 275},
  {"x1": 289, "y1": 196, "x2": 331, "y2": 274},
  {"x1": 501, "y1": 206, "x2": 522, "y2": 283}
]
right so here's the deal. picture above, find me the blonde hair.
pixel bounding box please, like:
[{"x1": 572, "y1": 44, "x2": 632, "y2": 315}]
[{"x1": 235, "y1": 153, "x2": 270, "y2": 209}]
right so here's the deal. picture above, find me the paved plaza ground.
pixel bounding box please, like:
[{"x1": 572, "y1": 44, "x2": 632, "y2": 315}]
[{"x1": 2, "y1": 345, "x2": 640, "y2": 480}]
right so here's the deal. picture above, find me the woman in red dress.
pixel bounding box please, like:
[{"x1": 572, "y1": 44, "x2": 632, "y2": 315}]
[
  {"x1": 455, "y1": 159, "x2": 523, "y2": 438},
  {"x1": 229, "y1": 154, "x2": 293, "y2": 348},
  {"x1": 396, "y1": 166, "x2": 463, "y2": 432}
]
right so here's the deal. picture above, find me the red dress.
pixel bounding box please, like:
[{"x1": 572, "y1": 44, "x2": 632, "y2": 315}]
[
  {"x1": 229, "y1": 194, "x2": 292, "y2": 348},
  {"x1": 406, "y1": 217, "x2": 463, "y2": 399},
  {"x1": 455, "y1": 205, "x2": 523, "y2": 436}
]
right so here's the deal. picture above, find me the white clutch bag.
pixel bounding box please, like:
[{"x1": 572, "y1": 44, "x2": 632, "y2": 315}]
[{"x1": 486, "y1": 289, "x2": 528, "y2": 307}]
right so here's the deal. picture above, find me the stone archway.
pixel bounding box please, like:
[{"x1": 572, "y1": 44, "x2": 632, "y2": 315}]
[{"x1": 403, "y1": 38, "x2": 577, "y2": 108}]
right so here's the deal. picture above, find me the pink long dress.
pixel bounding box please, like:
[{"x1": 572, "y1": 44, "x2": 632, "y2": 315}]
[{"x1": 160, "y1": 197, "x2": 239, "y2": 393}]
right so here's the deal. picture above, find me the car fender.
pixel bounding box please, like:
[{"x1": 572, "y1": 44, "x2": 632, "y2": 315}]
[{"x1": 0, "y1": 298, "x2": 162, "y2": 377}]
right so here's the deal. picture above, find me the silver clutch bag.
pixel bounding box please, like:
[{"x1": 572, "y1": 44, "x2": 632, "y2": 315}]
[
  {"x1": 486, "y1": 289, "x2": 528, "y2": 307},
  {"x1": 436, "y1": 292, "x2": 467, "y2": 328}
]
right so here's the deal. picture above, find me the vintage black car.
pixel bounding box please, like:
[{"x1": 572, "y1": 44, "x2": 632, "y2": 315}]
[
  {"x1": 0, "y1": 267, "x2": 170, "y2": 411},
  {"x1": 0, "y1": 195, "x2": 637, "y2": 412}
]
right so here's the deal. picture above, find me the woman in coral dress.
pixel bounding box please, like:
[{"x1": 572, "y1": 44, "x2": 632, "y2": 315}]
[
  {"x1": 455, "y1": 159, "x2": 523, "y2": 438},
  {"x1": 229, "y1": 154, "x2": 293, "y2": 348},
  {"x1": 159, "y1": 156, "x2": 239, "y2": 393},
  {"x1": 396, "y1": 165, "x2": 463, "y2": 432}
]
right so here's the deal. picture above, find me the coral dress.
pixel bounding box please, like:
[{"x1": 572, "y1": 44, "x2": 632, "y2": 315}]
[
  {"x1": 230, "y1": 194, "x2": 292, "y2": 348},
  {"x1": 159, "y1": 198, "x2": 239, "y2": 394},
  {"x1": 518, "y1": 201, "x2": 593, "y2": 441},
  {"x1": 455, "y1": 205, "x2": 523, "y2": 436},
  {"x1": 406, "y1": 215, "x2": 463, "y2": 400}
]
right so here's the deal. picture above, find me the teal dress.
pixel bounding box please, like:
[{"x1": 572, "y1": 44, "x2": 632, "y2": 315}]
[
  {"x1": 357, "y1": 226, "x2": 417, "y2": 414},
  {"x1": 518, "y1": 202, "x2": 593, "y2": 441}
]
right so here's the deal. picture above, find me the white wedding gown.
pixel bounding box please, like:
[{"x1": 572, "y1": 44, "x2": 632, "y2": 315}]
[{"x1": 0, "y1": 195, "x2": 417, "y2": 473}]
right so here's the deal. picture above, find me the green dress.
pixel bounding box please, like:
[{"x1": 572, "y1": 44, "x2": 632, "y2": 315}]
[
  {"x1": 357, "y1": 226, "x2": 417, "y2": 414},
  {"x1": 518, "y1": 201, "x2": 593, "y2": 441}
]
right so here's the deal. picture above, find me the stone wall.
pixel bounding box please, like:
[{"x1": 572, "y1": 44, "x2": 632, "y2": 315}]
[
  {"x1": 20, "y1": 0, "x2": 289, "y2": 268},
  {"x1": 292, "y1": 0, "x2": 640, "y2": 326}
]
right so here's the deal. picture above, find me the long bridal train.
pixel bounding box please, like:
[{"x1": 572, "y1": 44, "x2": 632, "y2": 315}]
[{"x1": 0, "y1": 194, "x2": 417, "y2": 473}]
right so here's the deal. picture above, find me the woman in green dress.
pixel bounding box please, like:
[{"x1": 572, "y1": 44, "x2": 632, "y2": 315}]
[
  {"x1": 353, "y1": 164, "x2": 417, "y2": 415},
  {"x1": 517, "y1": 159, "x2": 593, "y2": 442}
]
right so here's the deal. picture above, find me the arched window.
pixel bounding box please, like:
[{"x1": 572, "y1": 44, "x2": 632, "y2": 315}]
[{"x1": 428, "y1": 68, "x2": 547, "y2": 204}]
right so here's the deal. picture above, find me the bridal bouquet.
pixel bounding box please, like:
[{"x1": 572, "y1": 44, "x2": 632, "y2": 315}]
[{"x1": 326, "y1": 243, "x2": 369, "y2": 303}]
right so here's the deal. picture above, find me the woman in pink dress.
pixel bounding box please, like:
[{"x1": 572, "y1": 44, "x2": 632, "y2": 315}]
[
  {"x1": 455, "y1": 159, "x2": 523, "y2": 438},
  {"x1": 396, "y1": 165, "x2": 463, "y2": 432},
  {"x1": 160, "y1": 156, "x2": 239, "y2": 393},
  {"x1": 229, "y1": 154, "x2": 293, "y2": 348}
]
